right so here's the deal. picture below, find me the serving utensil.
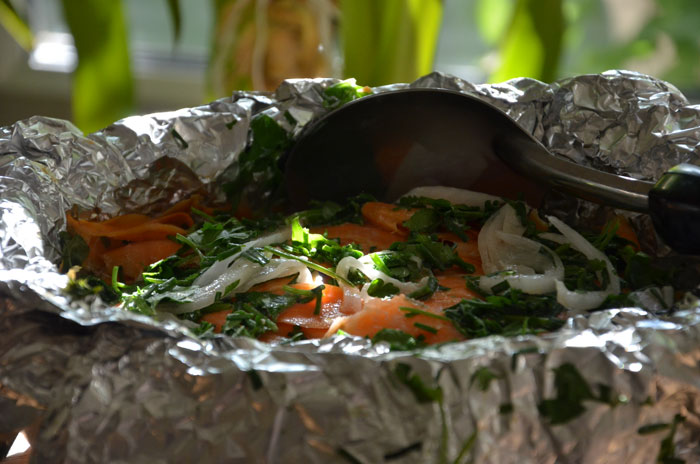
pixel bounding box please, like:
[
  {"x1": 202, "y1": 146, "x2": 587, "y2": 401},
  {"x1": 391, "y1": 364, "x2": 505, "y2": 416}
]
[{"x1": 284, "y1": 88, "x2": 700, "y2": 254}]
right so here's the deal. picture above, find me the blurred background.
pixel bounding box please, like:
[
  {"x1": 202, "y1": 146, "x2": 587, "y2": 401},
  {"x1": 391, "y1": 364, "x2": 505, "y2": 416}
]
[{"x1": 0, "y1": 0, "x2": 698, "y2": 133}]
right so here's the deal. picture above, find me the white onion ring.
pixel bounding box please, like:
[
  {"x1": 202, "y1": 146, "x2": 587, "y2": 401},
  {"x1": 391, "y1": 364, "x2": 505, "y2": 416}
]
[
  {"x1": 335, "y1": 255, "x2": 430, "y2": 298},
  {"x1": 193, "y1": 227, "x2": 292, "y2": 287},
  {"x1": 159, "y1": 257, "x2": 312, "y2": 314},
  {"x1": 400, "y1": 186, "x2": 501, "y2": 208},
  {"x1": 547, "y1": 215, "x2": 621, "y2": 312},
  {"x1": 477, "y1": 204, "x2": 564, "y2": 295}
]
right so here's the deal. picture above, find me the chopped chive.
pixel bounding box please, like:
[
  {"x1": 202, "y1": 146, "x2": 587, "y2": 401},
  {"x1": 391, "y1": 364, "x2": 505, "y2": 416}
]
[
  {"x1": 111, "y1": 266, "x2": 125, "y2": 294},
  {"x1": 190, "y1": 207, "x2": 216, "y2": 223},
  {"x1": 223, "y1": 280, "x2": 240, "y2": 298},
  {"x1": 175, "y1": 233, "x2": 204, "y2": 259},
  {"x1": 263, "y1": 246, "x2": 353, "y2": 286},
  {"x1": 490, "y1": 280, "x2": 510, "y2": 294},
  {"x1": 313, "y1": 287, "x2": 323, "y2": 315},
  {"x1": 413, "y1": 322, "x2": 438, "y2": 334},
  {"x1": 283, "y1": 284, "x2": 325, "y2": 315},
  {"x1": 171, "y1": 128, "x2": 189, "y2": 148}
]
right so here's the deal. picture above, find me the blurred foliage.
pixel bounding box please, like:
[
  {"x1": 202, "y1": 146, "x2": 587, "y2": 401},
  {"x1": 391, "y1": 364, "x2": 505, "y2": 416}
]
[
  {"x1": 60, "y1": 0, "x2": 134, "y2": 133},
  {"x1": 340, "y1": 0, "x2": 442, "y2": 86},
  {"x1": 478, "y1": 0, "x2": 700, "y2": 88},
  {"x1": 0, "y1": 0, "x2": 31, "y2": 50},
  {"x1": 561, "y1": 0, "x2": 700, "y2": 91},
  {"x1": 1, "y1": 0, "x2": 700, "y2": 132},
  {"x1": 480, "y1": 0, "x2": 564, "y2": 83}
]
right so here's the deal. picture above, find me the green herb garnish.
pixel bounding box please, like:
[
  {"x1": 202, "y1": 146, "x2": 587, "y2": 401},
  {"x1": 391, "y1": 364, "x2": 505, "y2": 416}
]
[
  {"x1": 366, "y1": 278, "x2": 400, "y2": 298},
  {"x1": 323, "y1": 79, "x2": 372, "y2": 109},
  {"x1": 371, "y1": 329, "x2": 425, "y2": 351},
  {"x1": 444, "y1": 288, "x2": 565, "y2": 339}
]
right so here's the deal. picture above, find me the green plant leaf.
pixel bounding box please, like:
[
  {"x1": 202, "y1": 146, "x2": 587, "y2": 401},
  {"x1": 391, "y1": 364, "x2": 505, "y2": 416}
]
[
  {"x1": 61, "y1": 0, "x2": 134, "y2": 133},
  {"x1": 489, "y1": 0, "x2": 564, "y2": 83},
  {"x1": 340, "y1": 0, "x2": 442, "y2": 86},
  {"x1": 165, "y1": 0, "x2": 182, "y2": 43},
  {"x1": 475, "y1": 0, "x2": 513, "y2": 45},
  {"x1": 0, "y1": 0, "x2": 33, "y2": 51}
]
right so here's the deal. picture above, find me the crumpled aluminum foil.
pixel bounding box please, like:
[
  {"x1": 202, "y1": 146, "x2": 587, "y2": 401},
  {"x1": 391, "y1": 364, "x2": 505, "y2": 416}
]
[{"x1": 1, "y1": 70, "x2": 700, "y2": 463}]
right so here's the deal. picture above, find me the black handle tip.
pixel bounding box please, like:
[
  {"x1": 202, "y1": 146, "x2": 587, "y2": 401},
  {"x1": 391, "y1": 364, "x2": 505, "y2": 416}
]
[{"x1": 648, "y1": 164, "x2": 700, "y2": 254}]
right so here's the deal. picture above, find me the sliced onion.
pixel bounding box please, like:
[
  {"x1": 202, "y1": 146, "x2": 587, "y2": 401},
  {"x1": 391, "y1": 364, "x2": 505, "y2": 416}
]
[
  {"x1": 194, "y1": 227, "x2": 292, "y2": 286},
  {"x1": 537, "y1": 232, "x2": 567, "y2": 245},
  {"x1": 547, "y1": 215, "x2": 620, "y2": 312},
  {"x1": 160, "y1": 257, "x2": 312, "y2": 314},
  {"x1": 479, "y1": 205, "x2": 556, "y2": 272},
  {"x1": 478, "y1": 204, "x2": 563, "y2": 295},
  {"x1": 335, "y1": 255, "x2": 430, "y2": 297},
  {"x1": 554, "y1": 281, "x2": 611, "y2": 312},
  {"x1": 480, "y1": 273, "x2": 559, "y2": 295},
  {"x1": 400, "y1": 186, "x2": 501, "y2": 208}
]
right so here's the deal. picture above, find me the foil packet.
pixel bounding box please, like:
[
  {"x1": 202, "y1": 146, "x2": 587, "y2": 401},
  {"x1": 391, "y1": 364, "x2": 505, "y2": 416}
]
[{"x1": 1, "y1": 70, "x2": 700, "y2": 463}]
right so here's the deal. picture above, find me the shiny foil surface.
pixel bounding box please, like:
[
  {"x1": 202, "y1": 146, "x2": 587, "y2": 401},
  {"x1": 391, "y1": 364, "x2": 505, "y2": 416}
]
[{"x1": 1, "y1": 71, "x2": 699, "y2": 463}]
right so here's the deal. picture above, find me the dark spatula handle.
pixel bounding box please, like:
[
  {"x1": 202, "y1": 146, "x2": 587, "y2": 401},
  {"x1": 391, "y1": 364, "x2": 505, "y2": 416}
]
[{"x1": 648, "y1": 164, "x2": 700, "y2": 254}]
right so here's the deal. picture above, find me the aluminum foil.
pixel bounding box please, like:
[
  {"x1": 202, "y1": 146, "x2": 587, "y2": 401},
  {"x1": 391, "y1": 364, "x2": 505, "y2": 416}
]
[{"x1": 1, "y1": 70, "x2": 700, "y2": 463}]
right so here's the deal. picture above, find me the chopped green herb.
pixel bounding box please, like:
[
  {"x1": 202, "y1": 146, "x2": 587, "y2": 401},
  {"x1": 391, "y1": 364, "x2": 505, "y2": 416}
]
[
  {"x1": 241, "y1": 247, "x2": 270, "y2": 265},
  {"x1": 220, "y1": 292, "x2": 299, "y2": 338},
  {"x1": 58, "y1": 231, "x2": 89, "y2": 273},
  {"x1": 413, "y1": 322, "x2": 438, "y2": 334},
  {"x1": 366, "y1": 278, "x2": 400, "y2": 298},
  {"x1": 371, "y1": 329, "x2": 426, "y2": 351},
  {"x1": 247, "y1": 370, "x2": 263, "y2": 390},
  {"x1": 399, "y1": 306, "x2": 450, "y2": 321},
  {"x1": 470, "y1": 366, "x2": 501, "y2": 391},
  {"x1": 537, "y1": 363, "x2": 625, "y2": 425},
  {"x1": 283, "y1": 284, "x2": 325, "y2": 315},
  {"x1": 221, "y1": 113, "x2": 291, "y2": 211},
  {"x1": 293, "y1": 193, "x2": 374, "y2": 226},
  {"x1": 223, "y1": 280, "x2": 240, "y2": 298},
  {"x1": 283, "y1": 110, "x2": 297, "y2": 125},
  {"x1": 336, "y1": 447, "x2": 363, "y2": 464},
  {"x1": 285, "y1": 217, "x2": 363, "y2": 266},
  {"x1": 171, "y1": 128, "x2": 188, "y2": 149},
  {"x1": 407, "y1": 275, "x2": 439, "y2": 300},
  {"x1": 489, "y1": 279, "x2": 510, "y2": 295},
  {"x1": 383, "y1": 442, "x2": 422, "y2": 461},
  {"x1": 656, "y1": 414, "x2": 686, "y2": 464},
  {"x1": 63, "y1": 272, "x2": 120, "y2": 304},
  {"x1": 499, "y1": 403, "x2": 514, "y2": 415},
  {"x1": 453, "y1": 430, "x2": 478, "y2": 464},
  {"x1": 398, "y1": 195, "x2": 504, "y2": 237},
  {"x1": 444, "y1": 289, "x2": 564, "y2": 339},
  {"x1": 280, "y1": 325, "x2": 307, "y2": 344},
  {"x1": 390, "y1": 234, "x2": 476, "y2": 274},
  {"x1": 263, "y1": 246, "x2": 354, "y2": 286},
  {"x1": 402, "y1": 207, "x2": 440, "y2": 234},
  {"x1": 111, "y1": 266, "x2": 125, "y2": 294},
  {"x1": 191, "y1": 321, "x2": 215, "y2": 337},
  {"x1": 393, "y1": 363, "x2": 443, "y2": 403},
  {"x1": 638, "y1": 423, "x2": 671, "y2": 435},
  {"x1": 323, "y1": 79, "x2": 372, "y2": 109}
]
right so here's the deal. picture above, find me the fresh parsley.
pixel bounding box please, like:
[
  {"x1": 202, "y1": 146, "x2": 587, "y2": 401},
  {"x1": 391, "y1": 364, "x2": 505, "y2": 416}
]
[
  {"x1": 444, "y1": 288, "x2": 565, "y2": 339},
  {"x1": 371, "y1": 329, "x2": 425, "y2": 351},
  {"x1": 323, "y1": 79, "x2": 372, "y2": 109},
  {"x1": 538, "y1": 363, "x2": 625, "y2": 425},
  {"x1": 366, "y1": 278, "x2": 400, "y2": 298}
]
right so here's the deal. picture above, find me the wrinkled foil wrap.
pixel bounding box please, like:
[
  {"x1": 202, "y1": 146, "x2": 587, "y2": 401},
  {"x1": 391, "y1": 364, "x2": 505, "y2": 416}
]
[{"x1": 2, "y1": 70, "x2": 700, "y2": 463}]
